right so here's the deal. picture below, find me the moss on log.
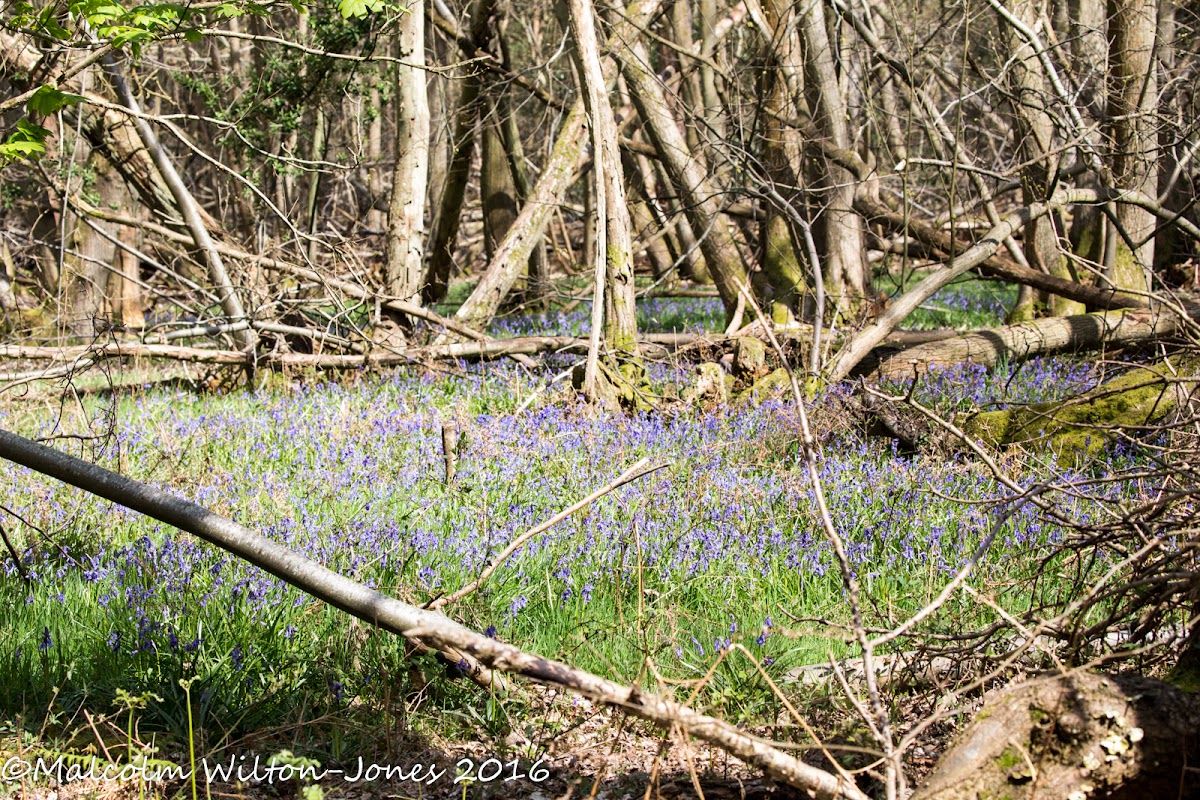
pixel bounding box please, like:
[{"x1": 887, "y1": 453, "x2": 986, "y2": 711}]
[{"x1": 961, "y1": 361, "x2": 1193, "y2": 460}]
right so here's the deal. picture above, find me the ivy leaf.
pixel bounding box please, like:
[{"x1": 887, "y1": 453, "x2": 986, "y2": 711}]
[{"x1": 26, "y1": 85, "x2": 84, "y2": 116}]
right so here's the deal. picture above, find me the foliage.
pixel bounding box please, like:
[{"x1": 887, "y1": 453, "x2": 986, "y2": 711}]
[{"x1": 0, "y1": 351, "x2": 1150, "y2": 756}]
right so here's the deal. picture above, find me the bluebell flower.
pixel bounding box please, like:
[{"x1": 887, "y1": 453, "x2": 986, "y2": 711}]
[{"x1": 38, "y1": 628, "x2": 52, "y2": 652}]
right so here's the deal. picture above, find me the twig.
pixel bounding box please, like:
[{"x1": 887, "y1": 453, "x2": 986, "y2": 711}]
[
  {"x1": 735, "y1": 279, "x2": 900, "y2": 799},
  {"x1": 428, "y1": 459, "x2": 666, "y2": 610}
]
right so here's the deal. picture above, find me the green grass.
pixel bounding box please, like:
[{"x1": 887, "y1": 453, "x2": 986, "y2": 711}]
[
  {"x1": 0, "y1": 360, "x2": 1139, "y2": 771},
  {"x1": 876, "y1": 273, "x2": 1017, "y2": 330}
]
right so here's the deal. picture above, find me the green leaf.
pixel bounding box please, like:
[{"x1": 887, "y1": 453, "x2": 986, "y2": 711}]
[
  {"x1": 0, "y1": 140, "x2": 47, "y2": 157},
  {"x1": 26, "y1": 85, "x2": 85, "y2": 116},
  {"x1": 15, "y1": 118, "x2": 52, "y2": 141},
  {"x1": 337, "y1": 0, "x2": 382, "y2": 18},
  {"x1": 0, "y1": 117, "x2": 53, "y2": 164},
  {"x1": 35, "y1": 5, "x2": 74, "y2": 39},
  {"x1": 183, "y1": 28, "x2": 202, "y2": 42}
]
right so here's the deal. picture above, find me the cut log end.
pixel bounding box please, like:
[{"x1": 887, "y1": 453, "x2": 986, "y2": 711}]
[{"x1": 914, "y1": 671, "x2": 1200, "y2": 800}]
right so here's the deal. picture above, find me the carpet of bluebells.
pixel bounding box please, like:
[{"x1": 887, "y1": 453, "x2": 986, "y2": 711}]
[{"x1": 0, "y1": 291, "x2": 1144, "y2": 743}]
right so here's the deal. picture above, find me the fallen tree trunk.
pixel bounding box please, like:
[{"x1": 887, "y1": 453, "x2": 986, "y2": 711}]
[
  {"x1": 914, "y1": 671, "x2": 1200, "y2": 800},
  {"x1": 0, "y1": 430, "x2": 869, "y2": 800},
  {"x1": 0, "y1": 333, "x2": 709, "y2": 377},
  {"x1": 871, "y1": 308, "x2": 1181, "y2": 380}
]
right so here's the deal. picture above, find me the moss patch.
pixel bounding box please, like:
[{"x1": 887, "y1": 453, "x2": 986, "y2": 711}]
[{"x1": 962, "y1": 362, "x2": 1189, "y2": 462}]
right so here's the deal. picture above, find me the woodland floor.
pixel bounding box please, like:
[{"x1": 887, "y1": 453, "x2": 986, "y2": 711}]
[{"x1": 0, "y1": 287, "x2": 1163, "y2": 800}]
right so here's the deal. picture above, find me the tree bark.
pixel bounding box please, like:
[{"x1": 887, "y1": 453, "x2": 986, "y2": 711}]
[
  {"x1": 384, "y1": 0, "x2": 430, "y2": 312},
  {"x1": 915, "y1": 671, "x2": 1200, "y2": 800},
  {"x1": 1106, "y1": 0, "x2": 1158, "y2": 293}
]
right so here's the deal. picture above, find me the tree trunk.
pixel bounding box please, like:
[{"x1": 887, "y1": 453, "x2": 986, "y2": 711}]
[
  {"x1": 422, "y1": 0, "x2": 494, "y2": 303},
  {"x1": 498, "y1": 84, "x2": 549, "y2": 302},
  {"x1": 367, "y1": 82, "x2": 387, "y2": 232},
  {"x1": 452, "y1": 97, "x2": 588, "y2": 330},
  {"x1": 305, "y1": 108, "x2": 328, "y2": 265},
  {"x1": 481, "y1": 116, "x2": 518, "y2": 258},
  {"x1": 798, "y1": 0, "x2": 868, "y2": 313},
  {"x1": 1003, "y1": 0, "x2": 1084, "y2": 316},
  {"x1": 451, "y1": 0, "x2": 663, "y2": 333},
  {"x1": 755, "y1": 0, "x2": 810, "y2": 325},
  {"x1": 915, "y1": 671, "x2": 1200, "y2": 799},
  {"x1": 566, "y1": 0, "x2": 643, "y2": 404},
  {"x1": 698, "y1": 0, "x2": 724, "y2": 139},
  {"x1": 1106, "y1": 0, "x2": 1158, "y2": 294},
  {"x1": 63, "y1": 152, "x2": 121, "y2": 339},
  {"x1": 617, "y1": 2, "x2": 750, "y2": 321},
  {"x1": 384, "y1": 0, "x2": 430, "y2": 313},
  {"x1": 113, "y1": 217, "x2": 145, "y2": 329}
]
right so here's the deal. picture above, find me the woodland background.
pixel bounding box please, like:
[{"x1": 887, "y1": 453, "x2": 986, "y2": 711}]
[{"x1": 2, "y1": 0, "x2": 1200, "y2": 796}]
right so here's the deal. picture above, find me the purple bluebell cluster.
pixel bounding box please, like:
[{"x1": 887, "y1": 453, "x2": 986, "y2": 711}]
[
  {"x1": 883, "y1": 356, "x2": 1099, "y2": 411},
  {"x1": 0, "y1": 354, "x2": 1139, "y2": 731},
  {"x1": 488, "y1": 296, "x2": 725, "y2": 338}
]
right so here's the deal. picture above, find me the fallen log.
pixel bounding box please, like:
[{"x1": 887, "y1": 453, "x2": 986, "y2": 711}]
[
  {"x1": 914, "y1": 671, "x2": 1200, "y2": 800},
  {"x1": 871, "y1": 309, "x2": 1181, "y2": 380},
  {"x1": 0, "y1": 430, "x2": 869, "y2": 800},
  {"x1": 0, "y1": 334, "x2": 711, "y2": 380}
]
